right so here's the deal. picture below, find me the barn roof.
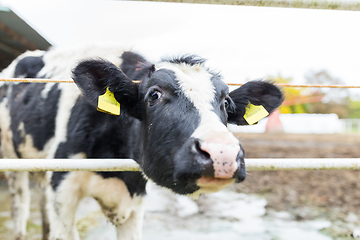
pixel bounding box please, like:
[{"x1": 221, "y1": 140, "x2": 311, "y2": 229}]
[{"x1": 0, "y1": 6, "x2": 51, "y2": 71}]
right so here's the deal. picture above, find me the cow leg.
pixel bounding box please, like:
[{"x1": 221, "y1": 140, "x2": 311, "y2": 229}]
[
  {"x1": 7, "y1": 172, "x2": 30, "y2": 240},
  {"x1": 47, "y1": 172, "x2": 86, "y2": 240},
  {"x1": 114, "y1": 201, "x2": 144, "y2": 240},
  {"x1": 31, "y1": 172, "x2": 50, "y2": 240},
  {"x1": 88, "y1": 174, "x2": 145, "y2": 240}
]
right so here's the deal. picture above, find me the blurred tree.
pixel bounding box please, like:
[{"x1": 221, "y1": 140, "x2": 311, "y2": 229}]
[
  {"x1": 270, "y1": 75, "x2": 309, "y2": 114},
  {"x1": 349, "y1": 100, "x2": 360, "y2": 118},
  {"x1": 304, "y1": 70, "x2": 349, "y2": 105},
  {"x1": 304, "y1": 70, "x2": 350, "y2": 118},
  {"x1": 270, "y1": 70, "x2": 354, "y2": 118}
]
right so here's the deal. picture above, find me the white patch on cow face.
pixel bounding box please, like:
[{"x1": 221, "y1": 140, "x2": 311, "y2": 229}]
[
  {"x1": 156, "y1": 62, "x2": 239, "y2": 145},
  {"x1": 157, "y1": 62, "x2": 216, "y2": 114}
]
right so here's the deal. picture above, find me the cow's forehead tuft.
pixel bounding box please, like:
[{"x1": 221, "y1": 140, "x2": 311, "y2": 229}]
[
  {"x1": 156, "y1": 61, "x2": 216, "y2": 112},
  {"x1": 161, "y1": 55, "x2": 206, "y2": 67}
]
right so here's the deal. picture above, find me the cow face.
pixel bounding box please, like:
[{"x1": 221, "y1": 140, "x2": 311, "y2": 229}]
[{"x1": 72, "y1": 56, "x2": 283, "y2": 196}]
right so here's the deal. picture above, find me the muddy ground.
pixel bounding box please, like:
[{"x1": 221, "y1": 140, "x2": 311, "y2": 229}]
[
  {"x1": 0, "y1": 133, "x2": 360, "y2": 239},
  {"x1": 235, "y1": 133, "x2": 360, "y2": 239}
]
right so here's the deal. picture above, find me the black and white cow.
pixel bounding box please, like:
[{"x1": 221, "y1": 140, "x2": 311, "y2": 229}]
[{"x1": 0, "y1": 45, "x2": 283, "y2": 240}]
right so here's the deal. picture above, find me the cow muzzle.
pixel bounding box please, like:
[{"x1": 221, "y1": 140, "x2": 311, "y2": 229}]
[
  {"x1": 173, "y1": 136, "x2": 246, "y2": 193},
  {"x1": 194, "y1": 138, "x2": 246, "y2": 181}
]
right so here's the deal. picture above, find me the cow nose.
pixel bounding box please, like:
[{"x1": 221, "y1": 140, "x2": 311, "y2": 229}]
[{"x1": 194, "y1": 138, "x2": 242, "y2": 179}]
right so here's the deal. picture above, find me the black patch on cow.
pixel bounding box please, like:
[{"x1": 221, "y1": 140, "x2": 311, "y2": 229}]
[
  {"x1": 96, "y1": 172, "x2": 147, "y2": 197},
  {"x1": 54, "y1": 96, "x2": 140, "y2": 158},
  {"x1": 14, "y1": 56, "x2": 45, "y2": 78},
  {"x1": 9, "y1": 83, "x2": 60, "y2": 157},
  {"x1": 51, "y1": 172, "x2": 69, "y2": 191}
]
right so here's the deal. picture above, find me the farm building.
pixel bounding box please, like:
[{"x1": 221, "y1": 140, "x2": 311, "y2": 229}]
[{"x1": 0, "y1": 5, "x2": 51, "y2": 71}]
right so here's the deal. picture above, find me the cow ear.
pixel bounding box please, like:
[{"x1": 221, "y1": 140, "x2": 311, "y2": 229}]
[
  {"x1": 72, "y1": 59, "x2": 142, "y2": 119},
  {"x1": 227, "y1": 80, "x2": 283, "y2": 125}
]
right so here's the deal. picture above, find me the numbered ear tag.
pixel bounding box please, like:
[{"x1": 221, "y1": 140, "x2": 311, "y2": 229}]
[
  {"x1": 244, "y1": 102, "x2": 269, "y2": 125},
  {"x1": 97, "y1": 87, "x2": 120, "y2": 116}
]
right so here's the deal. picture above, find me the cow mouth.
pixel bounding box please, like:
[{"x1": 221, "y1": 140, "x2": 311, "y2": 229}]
[{"x1": 196, "y1": 176, "x2": 236, "y2": 193}]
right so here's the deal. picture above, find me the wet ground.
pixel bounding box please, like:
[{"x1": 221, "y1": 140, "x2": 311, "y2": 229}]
[
  {"x1": 0, "y1": 133, "x2": 360, "y2": 239},
  {"x1": 0, "y1": 183, "x2": 335, "y2": 240},
  {"x1": 237, "y1": 133, "x2": 360, "y2": 239}
]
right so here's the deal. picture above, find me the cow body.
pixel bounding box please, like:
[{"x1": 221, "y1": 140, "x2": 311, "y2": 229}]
[{"x1": 0, "y1": 45, "x2": 283, "y2": 240}]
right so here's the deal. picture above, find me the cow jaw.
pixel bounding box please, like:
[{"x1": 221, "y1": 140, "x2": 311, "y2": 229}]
[{"x1": 194, "y1": 177, "x2": 236, "y2": 196}]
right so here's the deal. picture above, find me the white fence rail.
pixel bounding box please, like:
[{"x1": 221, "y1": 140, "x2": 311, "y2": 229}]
[
  {"x1": 0, "y1": 159, "x2": 139, "y2": 172},
  {"x1": 1, "y1": 158, "x2": 360, "y2": 172}
]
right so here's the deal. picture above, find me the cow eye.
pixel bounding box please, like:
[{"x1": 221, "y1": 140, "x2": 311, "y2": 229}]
[
  {"x1": 148, "y1": 90, "x2": 162, "y2": 103},
  {"x1": 224, "y1": 98, "x2": 230, "y2": 109}
]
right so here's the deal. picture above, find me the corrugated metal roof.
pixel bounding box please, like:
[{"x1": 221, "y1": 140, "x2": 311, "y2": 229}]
[{"x1": 0, "y1": 6, "x2": 51, "y2": 71}]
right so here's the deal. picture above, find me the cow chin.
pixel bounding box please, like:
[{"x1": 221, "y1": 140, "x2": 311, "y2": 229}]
[
  {"x1": 193, "y1": 177, "x2": 236, "y2": 196},
  {"x1": 164, "y1": 177, "x2": 236, "y2": 198}
]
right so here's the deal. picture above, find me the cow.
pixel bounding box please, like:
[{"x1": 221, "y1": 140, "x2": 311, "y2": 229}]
[{"x1": 0, "y1": 45, "x2": 283, "y2": 240}]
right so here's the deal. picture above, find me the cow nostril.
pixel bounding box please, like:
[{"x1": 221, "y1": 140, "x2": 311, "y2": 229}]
[
  {"x1": 193, "y1": 139, "x2": 214, "y2": 177},
  {"x1": 234, "y1": 146, "x2": 246, "y2": 183},
  {"x1": 238, "y1": 147, "x2": 245, "y2": 161},
  {"x1": 194, "y1": 139, "x2": 210, "y2": 159}
]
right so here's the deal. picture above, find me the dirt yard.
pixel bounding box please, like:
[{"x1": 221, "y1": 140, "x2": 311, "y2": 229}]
[{"x1": 235, "y1": 133, "x2": 360, "y2": 239}]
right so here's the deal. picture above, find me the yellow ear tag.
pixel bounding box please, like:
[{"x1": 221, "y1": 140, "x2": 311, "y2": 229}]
[
  {"x1": 97, "y1": 87, "x2": 120, "y2": 116},
  {"x1": 244, "y1": 102, "x2": 269, "y2": 125}
]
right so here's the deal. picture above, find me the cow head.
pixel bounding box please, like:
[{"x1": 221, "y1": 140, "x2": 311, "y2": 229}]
[{"x1": 72, "y1": 55, "x2": 283, "y2": 196}]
